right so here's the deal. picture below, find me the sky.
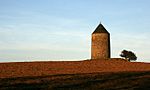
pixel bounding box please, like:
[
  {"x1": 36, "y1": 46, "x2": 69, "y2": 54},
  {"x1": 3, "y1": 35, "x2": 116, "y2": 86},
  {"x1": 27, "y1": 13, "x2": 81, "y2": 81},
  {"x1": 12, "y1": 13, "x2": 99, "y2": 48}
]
[{"x1": 0, "y1": 0, "x2": 150, "y2": 62}]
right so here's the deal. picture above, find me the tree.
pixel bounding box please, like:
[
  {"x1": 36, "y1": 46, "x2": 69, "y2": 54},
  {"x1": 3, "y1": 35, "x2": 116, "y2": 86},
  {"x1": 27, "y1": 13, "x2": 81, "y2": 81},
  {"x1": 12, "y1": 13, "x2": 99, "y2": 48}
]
[{"x1": 120, "y1": 50, "x2": 137, "y2": 61}]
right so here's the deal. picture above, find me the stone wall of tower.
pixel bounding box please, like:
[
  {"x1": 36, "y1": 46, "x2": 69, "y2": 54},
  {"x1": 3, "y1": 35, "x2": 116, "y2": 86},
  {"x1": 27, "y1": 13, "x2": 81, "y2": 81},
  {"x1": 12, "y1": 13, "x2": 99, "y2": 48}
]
[{"x1": 91, "y1": 33, "x2": 110, "y2": 59}]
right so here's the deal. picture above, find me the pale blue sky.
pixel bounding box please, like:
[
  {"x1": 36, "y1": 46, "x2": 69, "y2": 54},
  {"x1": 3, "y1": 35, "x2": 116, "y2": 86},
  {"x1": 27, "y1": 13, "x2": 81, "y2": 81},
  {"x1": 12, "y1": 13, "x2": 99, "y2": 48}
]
[{"x1": 0, "y1": 0, "x2": 150, "y2": 62}]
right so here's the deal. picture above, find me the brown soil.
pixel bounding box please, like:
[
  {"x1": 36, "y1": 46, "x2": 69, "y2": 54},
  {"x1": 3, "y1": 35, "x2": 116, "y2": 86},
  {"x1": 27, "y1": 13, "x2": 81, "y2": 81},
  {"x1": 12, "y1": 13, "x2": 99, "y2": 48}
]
[
  {"x1": 0, "y1": 59, "x2": 149, "y2": 78},
  {"x1": 0, "y1": 59, "x2": 150, "y2": 90}
]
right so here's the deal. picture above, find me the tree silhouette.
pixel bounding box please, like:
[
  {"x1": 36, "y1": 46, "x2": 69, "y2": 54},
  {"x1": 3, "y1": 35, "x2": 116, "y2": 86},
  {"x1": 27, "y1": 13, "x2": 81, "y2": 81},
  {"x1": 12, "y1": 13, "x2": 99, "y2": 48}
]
[{"x1": 120, "y1": 50, "x2": 137, "y2": 61}]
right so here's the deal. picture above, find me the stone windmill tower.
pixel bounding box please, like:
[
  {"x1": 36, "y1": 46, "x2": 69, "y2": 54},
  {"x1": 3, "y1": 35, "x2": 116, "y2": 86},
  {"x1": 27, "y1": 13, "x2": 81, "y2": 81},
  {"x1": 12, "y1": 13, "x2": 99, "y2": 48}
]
[{"x1": 91, "y1": 23, "x2": 110, "y2": 59}]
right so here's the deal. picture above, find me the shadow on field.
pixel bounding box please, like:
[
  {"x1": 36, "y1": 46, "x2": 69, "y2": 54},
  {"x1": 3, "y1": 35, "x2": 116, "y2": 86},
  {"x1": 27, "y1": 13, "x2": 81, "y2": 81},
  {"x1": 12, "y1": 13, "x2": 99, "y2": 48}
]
[{"x1": 0, "y1": 71, "x2": 150, "y2": 90}]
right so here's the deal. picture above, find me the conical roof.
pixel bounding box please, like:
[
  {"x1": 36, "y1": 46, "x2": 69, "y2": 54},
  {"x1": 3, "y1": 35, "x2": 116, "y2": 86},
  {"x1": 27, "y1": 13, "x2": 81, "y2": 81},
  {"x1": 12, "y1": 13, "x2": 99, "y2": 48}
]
[{"x1": 92, "y1": 23, "x2": 109, "y2": 34}]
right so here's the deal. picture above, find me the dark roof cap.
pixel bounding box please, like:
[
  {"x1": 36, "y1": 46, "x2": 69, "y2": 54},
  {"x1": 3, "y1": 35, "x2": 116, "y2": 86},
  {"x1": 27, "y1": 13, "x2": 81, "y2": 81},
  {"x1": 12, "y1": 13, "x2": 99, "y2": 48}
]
[{"x1": 92, "y1": 23, "x2": 109, "y2": 34}]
